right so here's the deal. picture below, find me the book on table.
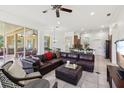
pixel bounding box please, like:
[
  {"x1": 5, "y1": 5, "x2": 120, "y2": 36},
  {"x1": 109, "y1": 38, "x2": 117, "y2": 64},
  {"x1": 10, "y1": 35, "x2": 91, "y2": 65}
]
[{"x1": 65, "y1": 64, "x2": 78, "y2": 69}]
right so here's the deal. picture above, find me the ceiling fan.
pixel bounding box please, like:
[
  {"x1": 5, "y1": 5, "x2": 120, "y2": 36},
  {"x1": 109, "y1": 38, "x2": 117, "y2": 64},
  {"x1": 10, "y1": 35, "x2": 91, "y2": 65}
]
[{"x1": 42, "y1": 5, "x2": 72, "y2": 17}]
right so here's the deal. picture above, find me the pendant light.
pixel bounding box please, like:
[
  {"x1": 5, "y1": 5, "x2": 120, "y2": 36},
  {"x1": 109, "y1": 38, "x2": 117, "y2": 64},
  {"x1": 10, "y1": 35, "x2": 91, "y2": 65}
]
[{"x1": 32, "y1": 30, "x2": 37, "y2": 37}]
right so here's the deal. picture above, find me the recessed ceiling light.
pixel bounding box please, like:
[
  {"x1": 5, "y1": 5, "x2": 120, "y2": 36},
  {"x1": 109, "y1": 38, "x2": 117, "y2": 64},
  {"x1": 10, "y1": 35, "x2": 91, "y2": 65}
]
[
  {"x1": 90, "y1": 12, "x2": 95, "y2": 16},
  {"x1": 57, "y1": 21, "x2": 60, "y2": 25},
  {"x1": 107, "y1": 13, "x2": 111, "y2": 16}
]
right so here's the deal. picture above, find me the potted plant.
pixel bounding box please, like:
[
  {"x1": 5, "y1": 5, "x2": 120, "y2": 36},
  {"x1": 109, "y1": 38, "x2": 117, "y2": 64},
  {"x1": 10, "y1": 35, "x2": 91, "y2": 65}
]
[{"x1": 0, "y1": 36, "x2": 3, "y2": 49}]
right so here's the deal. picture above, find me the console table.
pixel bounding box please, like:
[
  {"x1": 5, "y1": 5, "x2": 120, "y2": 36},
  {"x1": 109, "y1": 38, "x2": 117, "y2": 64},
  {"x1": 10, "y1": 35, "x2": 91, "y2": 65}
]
[{"x1": 107, "y1": 65, "x2": 124, "y2": 88}]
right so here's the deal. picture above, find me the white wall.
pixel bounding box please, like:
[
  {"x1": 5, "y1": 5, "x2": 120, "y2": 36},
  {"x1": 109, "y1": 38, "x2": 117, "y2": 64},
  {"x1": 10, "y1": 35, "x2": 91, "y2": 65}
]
[
  {"x1": 111, "y1": 26, "x2": 118, "y2": 64},
  {"x1": 52, "y1": 31, "x2": 65, "y2": 51},
  {"x1": 81, "y1": 30, "x2": 108, "y2": 56},
  {"x1": 112, "y1": 10, "x2": 124, "y2": 64}
]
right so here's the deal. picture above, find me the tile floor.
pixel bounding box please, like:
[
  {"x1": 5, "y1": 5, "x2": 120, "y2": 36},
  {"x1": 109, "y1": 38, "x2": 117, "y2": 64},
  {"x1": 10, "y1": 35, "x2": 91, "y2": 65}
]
[
  {"x1": 0, "y1": 55, "x2": 110, "y2": 88},
  {"x1": 43, "y1": 55, "x2": 110, "y2": 88}
]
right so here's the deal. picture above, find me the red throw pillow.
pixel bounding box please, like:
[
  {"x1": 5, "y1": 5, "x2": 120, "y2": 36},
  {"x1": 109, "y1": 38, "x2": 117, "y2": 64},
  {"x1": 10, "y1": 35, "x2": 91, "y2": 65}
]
[{"x1": 44, "y1": 52, "x2": 53, "y2": 60}]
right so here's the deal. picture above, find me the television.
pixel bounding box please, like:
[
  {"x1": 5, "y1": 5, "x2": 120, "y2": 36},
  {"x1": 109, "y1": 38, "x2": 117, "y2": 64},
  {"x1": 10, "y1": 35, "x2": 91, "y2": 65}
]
[{"x1": 115, "y1": 40, "x2": 124, "y2": 79}]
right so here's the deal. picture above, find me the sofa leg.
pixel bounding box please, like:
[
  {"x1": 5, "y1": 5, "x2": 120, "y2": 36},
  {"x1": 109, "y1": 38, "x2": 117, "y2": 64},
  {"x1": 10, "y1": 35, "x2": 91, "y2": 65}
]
[{"x1": 52, "y1": 82, "x2": 58, "y2": 88}]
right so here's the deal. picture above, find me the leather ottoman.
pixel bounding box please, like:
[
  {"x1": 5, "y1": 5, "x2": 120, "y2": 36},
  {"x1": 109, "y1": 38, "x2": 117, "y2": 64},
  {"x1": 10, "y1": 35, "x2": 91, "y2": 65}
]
[{"x1": 55, "y1": 64, "x2": 82, "y2": 85}]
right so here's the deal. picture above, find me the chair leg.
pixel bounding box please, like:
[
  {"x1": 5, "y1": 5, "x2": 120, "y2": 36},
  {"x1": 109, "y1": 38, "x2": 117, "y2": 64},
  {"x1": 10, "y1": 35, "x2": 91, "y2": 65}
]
[{"x1": 52, "y1": 82, "x2": 58, "y2": 88}]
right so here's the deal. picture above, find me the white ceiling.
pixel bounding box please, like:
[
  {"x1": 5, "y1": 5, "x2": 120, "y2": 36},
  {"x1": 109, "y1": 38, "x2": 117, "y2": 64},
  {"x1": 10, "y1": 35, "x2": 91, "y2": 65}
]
[
  {"x1": 0, "y1": 21, "x2": 21, "y2": 33},
  {"x1": 0, "y1": 5, "x2": 122, "y2": 32}
]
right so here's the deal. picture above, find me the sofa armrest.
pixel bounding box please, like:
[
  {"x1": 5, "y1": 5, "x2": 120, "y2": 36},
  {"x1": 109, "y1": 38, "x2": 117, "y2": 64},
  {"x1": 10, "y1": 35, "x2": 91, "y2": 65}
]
[
  {"x1": 16, "y1": 75, "x2": 43, "y2": 81},
  {"x1": 23, "y1": 66, "x2": 39, "y2": 70},
  {"x1": 52, "y1": 82, "x2": 58, "y2": 88}
]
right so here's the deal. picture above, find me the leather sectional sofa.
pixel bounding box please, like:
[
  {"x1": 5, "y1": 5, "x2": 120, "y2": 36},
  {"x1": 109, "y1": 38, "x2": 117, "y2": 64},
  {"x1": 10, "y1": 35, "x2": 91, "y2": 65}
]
[
  {"x1": 21, "y1": 51, "x2": 95, "y2": 76},
  {"x1": 60, "y1": 52, "x2": 95, "y2": 72},
  {"x1": 21, "y1": 52, "x2": 64, "y2": 75}
]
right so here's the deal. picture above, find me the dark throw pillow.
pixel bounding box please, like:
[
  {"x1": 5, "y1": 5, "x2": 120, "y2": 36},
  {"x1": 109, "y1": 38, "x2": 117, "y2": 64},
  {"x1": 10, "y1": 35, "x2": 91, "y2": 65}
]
[{"x1": 44, "y1": 52, "x2": 53, "y2": 60}]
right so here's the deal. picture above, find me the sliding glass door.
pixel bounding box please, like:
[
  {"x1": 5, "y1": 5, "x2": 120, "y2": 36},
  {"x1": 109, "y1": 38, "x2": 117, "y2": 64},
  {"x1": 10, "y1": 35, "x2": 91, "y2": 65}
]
[
  {"x1": 0, "y1": 22, "x2": 4, "y2": 64},
  {"x1": 25, "y1": 28, "x2": 38, "y2": 56},
  {"x1": 16, "y1": 28, "x2": 24, "y2": 58},
  {"x1": 5, "y1": 22, "x2": 22, "y2": 61},
  {"x1": 0, "y1": 20, "x2": 38, "y2": 65}
]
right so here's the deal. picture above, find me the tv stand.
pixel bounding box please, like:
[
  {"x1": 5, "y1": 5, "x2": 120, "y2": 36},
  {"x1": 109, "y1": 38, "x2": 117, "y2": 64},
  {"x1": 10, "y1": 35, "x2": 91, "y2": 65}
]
[
  {"x1": 116, "y1": 70, "x2": 124, "y2": 80},
  {"x1": 107, "y1": 65, "x2": 124, "y2": 88}
]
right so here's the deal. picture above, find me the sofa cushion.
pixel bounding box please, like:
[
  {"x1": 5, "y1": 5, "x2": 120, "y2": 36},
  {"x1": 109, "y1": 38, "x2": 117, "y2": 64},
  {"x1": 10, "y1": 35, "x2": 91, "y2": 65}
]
[
  {"x1": 55, "y1": 52, "x2": 61, "y2": 58},
  {"x1": 30, "y1": 56, "x2": 44, "y2": 66},
  {"x1": 60, "y1": 52, "x2": 67, "y2": 58},
  {"x1": 77, "y1": 61, "x2": 94, "y2": 66},
  {"x1": 67, "y1": 53, "x2": 78, "y2": 59},
  {"x1": 19, "y1": 78, "x2": 39, "y2": 85},
  {"x1": 26, "y1": 72, "x2": 41, "y2": 77},
  {"x1": 31, "y1": 55, "x2": 40, "y2": 61},
  {"x1": 62, "y1": 58, "x2": 76, "y2": 64},
  {"x1": 24, "y1": 57, "x2": 36, "y2": 63},
  {"x1": 47, "y1": 58, "x2": 62, "y2": 64},
  {"x1": 40, "y1": 62, "x2": 51, "y2": 69},
  {"x1": 8, "y1": 62, "x2": 26, "y2": 78},
  {"x1": 61, "y1": 58, "x2": 68, "y2": 63},
  {"x1": 79, "y1": 54, "x2": 93, "y2": 61},
  {"x1": 35, "y1": 55, "x2": 47, "y2": 62}
]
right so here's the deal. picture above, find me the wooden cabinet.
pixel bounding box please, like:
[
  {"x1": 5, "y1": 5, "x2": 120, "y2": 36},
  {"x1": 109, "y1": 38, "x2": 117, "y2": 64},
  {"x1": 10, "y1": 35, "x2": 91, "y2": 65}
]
[
  {"x1": 107, "y1": 65, "x2": 124, "y2": 88},
  {"x1": 73, "y1": 35, "x2": 82, "y2": 48},
  {"x1": 106, "y1": 40, "x2": 110, "y2": 59},
  {"x1": 106, "y1": 39, "x2": 112, "y2": 61}
]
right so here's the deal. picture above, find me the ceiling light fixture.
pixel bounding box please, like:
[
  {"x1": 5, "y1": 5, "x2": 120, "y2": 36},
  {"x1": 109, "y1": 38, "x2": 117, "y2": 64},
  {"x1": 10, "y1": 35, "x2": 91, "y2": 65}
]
[
  {"x1": 57, "y1": 21, "x2": 60, "y2": 25},
  {"x1": 90, "y1": 12, "x2": 95, "y2": 16},
  {"x1": 32, "y1": 31, "x2": 37, "y2": 37},
  {"x1": 107, "y1": 13, "x2": 111, "y2": 16},
  {"x1": 18, "y1": 33, "x2": 23, "y2": 37}
]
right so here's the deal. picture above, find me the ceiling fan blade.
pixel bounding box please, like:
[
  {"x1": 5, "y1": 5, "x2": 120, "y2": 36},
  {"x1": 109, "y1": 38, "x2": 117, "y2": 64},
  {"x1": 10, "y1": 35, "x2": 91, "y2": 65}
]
[
  {"x1": 42, "y1": 10, "x2": 47, "y2": 13},
  {"x1": 51, "y1": 5, "x2": 62, "y2": 10},
  {"x1": 42, "y1": 7, "x2": 53, "y2": 13},
  {"x1": 60, "y1": 8, "x2": 72, "y2": 13},
  {"x1": 56, "y1": 9, "x2": 60, "y2": 17}
]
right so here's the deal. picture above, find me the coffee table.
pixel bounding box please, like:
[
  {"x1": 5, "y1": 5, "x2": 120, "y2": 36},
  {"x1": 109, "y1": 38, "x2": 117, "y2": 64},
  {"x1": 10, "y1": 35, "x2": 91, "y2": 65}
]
[{"x1": 55, "y1": 64, "x2": 82, "y2": 85}]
